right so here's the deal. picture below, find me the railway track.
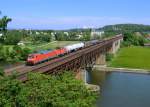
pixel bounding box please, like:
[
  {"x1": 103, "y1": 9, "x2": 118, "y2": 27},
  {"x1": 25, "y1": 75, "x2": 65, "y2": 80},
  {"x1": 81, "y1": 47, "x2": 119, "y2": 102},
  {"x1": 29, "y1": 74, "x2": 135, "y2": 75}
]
[{"x1": 4, "y1": 35, "x2": 123, "y2": 81}]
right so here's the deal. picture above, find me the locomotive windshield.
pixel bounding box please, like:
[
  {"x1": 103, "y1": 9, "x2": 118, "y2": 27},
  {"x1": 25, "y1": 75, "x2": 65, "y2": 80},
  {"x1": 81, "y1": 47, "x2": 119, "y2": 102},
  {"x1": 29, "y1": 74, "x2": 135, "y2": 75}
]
[{"x1": 28, "y1": 55, "x2": 34, "y2": 59}]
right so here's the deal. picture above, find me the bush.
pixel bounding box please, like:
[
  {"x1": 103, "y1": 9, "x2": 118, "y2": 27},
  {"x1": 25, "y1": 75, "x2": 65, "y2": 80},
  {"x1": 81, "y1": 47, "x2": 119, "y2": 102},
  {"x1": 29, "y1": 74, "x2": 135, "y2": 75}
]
[
  {"x1": 123, "y1": 32, "x2": 146, "y2": 47},
  {"x1": 0, "y1": 67, "x2": 4, "y2": 76},
  {"x1": 31, "y1": 34, "x2": 52, "y2": 42},
  {"x1": 21, "y1": 47, "x2": 31, "y2": 60},
  {"x1": 4, "y1": 31, "x2": 22, "y2": 45},
  {"x1": 121, "y1": 41, "x2": 131, "y2": 47},
  {"x1": 106, "y1": 53, "x2": 114, "y2": 61},
  {"x1": 0, "y1": 45, "x2": 4, "y2": 61},
  {"x1": 0, "y1": 72, "x2": 98, "y2": 107},
  {"x1": 0, "y1": 45, "x2": 31, "y2": 63},
  {"x1": 12, "y1": 46, "x2": 31, "y2": 61}
]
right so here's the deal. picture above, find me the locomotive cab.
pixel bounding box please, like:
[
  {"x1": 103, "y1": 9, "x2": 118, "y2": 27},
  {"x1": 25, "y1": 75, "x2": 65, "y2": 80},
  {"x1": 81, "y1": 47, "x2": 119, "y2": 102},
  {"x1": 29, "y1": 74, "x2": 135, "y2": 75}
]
[{"x1": 27, "y1": 54, "x2": 37, "y2": 65}]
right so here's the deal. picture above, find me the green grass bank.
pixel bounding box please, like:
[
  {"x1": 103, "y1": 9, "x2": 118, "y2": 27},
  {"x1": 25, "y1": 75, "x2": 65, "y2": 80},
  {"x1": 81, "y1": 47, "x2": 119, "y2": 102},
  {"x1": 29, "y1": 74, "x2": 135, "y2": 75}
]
[
  {"x1": 24, "y1": 41, "x2": 80, "y2": 51},
  {"x1": 109, "y1": 46, "x2": 150, "y2": 70}
]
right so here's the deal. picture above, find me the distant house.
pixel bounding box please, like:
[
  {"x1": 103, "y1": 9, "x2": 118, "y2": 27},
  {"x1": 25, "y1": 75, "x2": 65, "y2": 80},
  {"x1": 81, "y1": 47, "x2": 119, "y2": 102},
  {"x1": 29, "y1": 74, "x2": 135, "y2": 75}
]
[
  {"x1": 144, "y1": 43, "x2": 150, "y2": 47},
  {"x1": 64, "y1": 32, "x2": 69, "y2": 36},
  {"x1": 17, "y1": 41, "x2": 25, "y2": 46},
  {"x1": 0, "y1": 33, "x2": 3, "y2": 37},
  {"x1": 146, "y1": 35, "x2": 150, "y2": 40},
  {"x1": 35, "y1": 32, "x2": 40, "y2": 35},
  {"x1": 51, "y1": 32, "x2": 56, "y2": 41}
]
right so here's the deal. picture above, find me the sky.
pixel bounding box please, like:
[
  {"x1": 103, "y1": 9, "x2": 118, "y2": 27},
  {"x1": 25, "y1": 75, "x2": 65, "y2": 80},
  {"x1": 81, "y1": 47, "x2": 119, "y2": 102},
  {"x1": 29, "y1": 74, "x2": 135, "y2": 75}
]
[{"x1": 1, "y1": 0, "x2": 150, "y2": 29}]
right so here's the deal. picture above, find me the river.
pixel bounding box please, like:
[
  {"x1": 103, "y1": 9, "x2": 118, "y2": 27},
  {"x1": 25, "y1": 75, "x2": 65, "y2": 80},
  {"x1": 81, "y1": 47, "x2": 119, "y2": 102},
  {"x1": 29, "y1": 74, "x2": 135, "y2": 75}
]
[{"x1": 86, "y1": 70, "x2": 150, "y2": 107}]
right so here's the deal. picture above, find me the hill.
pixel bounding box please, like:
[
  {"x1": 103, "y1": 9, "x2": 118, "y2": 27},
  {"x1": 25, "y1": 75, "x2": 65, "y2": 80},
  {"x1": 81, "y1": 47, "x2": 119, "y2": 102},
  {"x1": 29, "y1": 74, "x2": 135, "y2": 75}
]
[{"x1": 100, "y1": 24, "x2": 150, "y2": 33}]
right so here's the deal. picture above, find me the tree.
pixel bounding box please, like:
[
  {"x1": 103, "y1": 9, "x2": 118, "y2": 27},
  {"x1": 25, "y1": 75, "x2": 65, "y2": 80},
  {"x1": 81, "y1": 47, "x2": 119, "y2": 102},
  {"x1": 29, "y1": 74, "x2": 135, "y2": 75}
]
[
  {"x1": 0, "y1": 45, "x2": 4, "y2": 61},
  {"x1": 0, "y1": 72, "x2": 97, "y2": 107},
  {"x1": 21, "y1": 47, "x2": 31, "y2": 60},
  {"x1": 122, "y1": 32, "x2": 146, "y2": 46},
  {"x1": 0, "y1": 16, "x2": 12, "y2": 33},
  {"x1": 4, "y1": 31, "x2": 22, "y2": 45}
]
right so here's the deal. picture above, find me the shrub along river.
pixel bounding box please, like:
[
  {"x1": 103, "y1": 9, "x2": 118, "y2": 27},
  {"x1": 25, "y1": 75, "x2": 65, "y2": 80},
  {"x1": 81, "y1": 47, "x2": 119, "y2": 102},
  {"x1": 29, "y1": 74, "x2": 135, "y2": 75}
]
[{"x1": 86, "y1": 70, "x2": 150, "y2": 107}]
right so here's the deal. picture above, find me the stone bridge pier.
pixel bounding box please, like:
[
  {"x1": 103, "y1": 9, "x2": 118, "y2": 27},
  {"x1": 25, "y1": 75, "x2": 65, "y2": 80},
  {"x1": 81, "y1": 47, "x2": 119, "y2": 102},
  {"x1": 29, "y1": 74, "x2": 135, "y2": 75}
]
[
  {"x1": 95, "y1": 37, "x2": 123, "y2": 66},
  {"x1": 75, "y1": 69, "x2": 87, "y2": 83},
  {"x1": 109, "y1": 38, "x2": 123, "y2": 54},
  {"x1": 95, "y1": 52, "x2": 106, "y2": 65}
]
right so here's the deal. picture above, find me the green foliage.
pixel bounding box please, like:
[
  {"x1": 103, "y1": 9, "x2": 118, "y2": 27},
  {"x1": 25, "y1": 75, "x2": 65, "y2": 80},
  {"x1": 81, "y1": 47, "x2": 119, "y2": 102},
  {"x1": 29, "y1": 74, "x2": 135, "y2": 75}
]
[
  {"x1": 0, "y1": 15, "x2": 12, "y2": 32},
  {"x1": 54, "y1": 29, "x2": 91, "y2": 41},
  {"x1": 102, "y1": 24, "x2": 150, "y2": 33},
  {"x1": 31, "y1": 34, "x2": 52, "y2": 43},
  {"x1": 4, "y1": 31, "x2": 22, "y2": 45},
  {"x1": 123, "y1": 32, "x2": 146, "y2": 46},
  {"x1": 106, "y1": 53, "x2": 114, "y2": 61},
  {"x1": 21, "y1": 47, "x2": 31, "y2": 60},
  {"x1": 0, "y1": 67, "x2": 4, "y2": 76},
  {"x1": 121, "y1": 41, "x2": 131, "y2": 47},
  {"x1": 101, "y1": 24, "x2": 150, "y2": 39},
  {"x1": 0, "y1": 74, "x2": 23, "y2": 107},
  {"x1": 0, "y1": 45, "x2": 31, "y2": 62},
  {"x1": 0, "y1": 72, "x2": 97, "y2": 107},
  {"x1": 0, "y1": 45, "x2": 5, "y2": 61},
  {"x1": 81, "y1": 34, "x2": 91, "y2": 41}
]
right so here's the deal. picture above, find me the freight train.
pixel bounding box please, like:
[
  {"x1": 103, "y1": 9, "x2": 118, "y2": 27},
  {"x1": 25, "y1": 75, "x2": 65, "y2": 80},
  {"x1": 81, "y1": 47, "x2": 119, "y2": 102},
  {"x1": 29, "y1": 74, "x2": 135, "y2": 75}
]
[{"x1": 26, "y1": 40, "x2": 100, "y2": 65}]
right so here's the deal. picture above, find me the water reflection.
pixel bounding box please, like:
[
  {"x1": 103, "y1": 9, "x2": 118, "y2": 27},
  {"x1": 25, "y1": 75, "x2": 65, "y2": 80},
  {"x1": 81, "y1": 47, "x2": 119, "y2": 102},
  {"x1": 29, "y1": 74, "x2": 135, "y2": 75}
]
[
  {"x1": 87, "y1": 70, "x2": 107, "y2": 86},
  {"x1": 87, "y1": 70, "x2": 150, "y2": 107}
]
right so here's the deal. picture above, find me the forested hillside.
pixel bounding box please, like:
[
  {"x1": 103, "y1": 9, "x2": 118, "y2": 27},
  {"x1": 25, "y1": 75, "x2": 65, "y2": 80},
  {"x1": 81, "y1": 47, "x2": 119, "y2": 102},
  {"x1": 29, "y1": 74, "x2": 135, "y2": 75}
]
[{"x1": 100, "y1": 24, "x2": 150, "y2": 36}]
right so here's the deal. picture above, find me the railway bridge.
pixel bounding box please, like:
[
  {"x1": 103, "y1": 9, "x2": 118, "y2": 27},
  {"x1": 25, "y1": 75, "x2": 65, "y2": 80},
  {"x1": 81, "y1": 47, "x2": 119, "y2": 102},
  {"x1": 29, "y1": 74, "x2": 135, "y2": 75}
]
[{"x1": 5, "y1": 34, "x2": 123, "y2": 81}]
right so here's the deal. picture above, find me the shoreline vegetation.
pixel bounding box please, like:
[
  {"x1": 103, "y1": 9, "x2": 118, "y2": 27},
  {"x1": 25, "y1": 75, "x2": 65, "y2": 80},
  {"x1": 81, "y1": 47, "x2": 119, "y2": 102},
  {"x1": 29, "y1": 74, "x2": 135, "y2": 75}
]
[{"x1": 94, "y1": 65, "x2": 150, "y2": 74}]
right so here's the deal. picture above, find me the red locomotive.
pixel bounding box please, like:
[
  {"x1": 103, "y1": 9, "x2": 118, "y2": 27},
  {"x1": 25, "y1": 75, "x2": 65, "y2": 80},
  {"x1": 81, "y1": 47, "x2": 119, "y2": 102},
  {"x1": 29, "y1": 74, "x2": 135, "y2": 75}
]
[
  {"x1": 26, "y1": 41, "x2": 100, "y2": 65},
  {"x1": 27, "y1": 48, "x2": 67, "y2": 65}
]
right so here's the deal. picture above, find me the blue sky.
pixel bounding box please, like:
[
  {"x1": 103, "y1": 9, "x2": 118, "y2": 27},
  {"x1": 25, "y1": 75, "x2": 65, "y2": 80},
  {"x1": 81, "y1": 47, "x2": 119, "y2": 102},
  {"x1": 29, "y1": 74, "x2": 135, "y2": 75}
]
[{"x1": 1, "y1": 0, "x2": 150, "y2": 29}]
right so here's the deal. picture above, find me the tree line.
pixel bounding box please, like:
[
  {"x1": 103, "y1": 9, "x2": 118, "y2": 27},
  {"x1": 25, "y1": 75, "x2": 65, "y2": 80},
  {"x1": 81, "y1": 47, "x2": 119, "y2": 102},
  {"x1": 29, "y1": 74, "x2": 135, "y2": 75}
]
[{"x1": 101, "y1": 24, "x2": 150, "y2": 33}]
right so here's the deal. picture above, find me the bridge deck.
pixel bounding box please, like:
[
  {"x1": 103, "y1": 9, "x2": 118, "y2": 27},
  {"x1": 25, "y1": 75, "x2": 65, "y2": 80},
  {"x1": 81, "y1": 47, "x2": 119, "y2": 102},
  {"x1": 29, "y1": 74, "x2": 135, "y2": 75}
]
[{"x1": 4, "y1": 35, "x2": 123, "y2": 81}]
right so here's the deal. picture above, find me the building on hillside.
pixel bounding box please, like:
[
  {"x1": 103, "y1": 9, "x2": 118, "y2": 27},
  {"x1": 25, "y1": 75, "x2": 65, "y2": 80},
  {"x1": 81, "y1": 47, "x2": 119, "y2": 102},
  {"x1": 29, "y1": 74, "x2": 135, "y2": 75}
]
[
  {"x1": 91, "y1": 29, "x2": 104, "y2": 40},
  {"x1": 51, "y1": 32, "x2": 56, "y2": 41}
]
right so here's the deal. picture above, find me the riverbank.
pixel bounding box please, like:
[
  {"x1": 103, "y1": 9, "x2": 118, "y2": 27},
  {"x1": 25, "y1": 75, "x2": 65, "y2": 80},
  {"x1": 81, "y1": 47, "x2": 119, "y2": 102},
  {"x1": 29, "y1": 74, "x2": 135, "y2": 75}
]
[
  {"x1": 86, "y1": 83, "x2": 100, "y2": 92},
  {"x1": 109, "y1": 46, "x2": 150, "y2": 70},
  {"x1": 94, "y1": 65, "x2": 150, "y2": 74}
]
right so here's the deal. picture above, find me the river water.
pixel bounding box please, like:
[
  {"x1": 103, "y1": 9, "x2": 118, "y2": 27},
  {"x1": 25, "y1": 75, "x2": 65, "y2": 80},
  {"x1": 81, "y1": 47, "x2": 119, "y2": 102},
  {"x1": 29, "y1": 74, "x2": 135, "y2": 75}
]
[{"x1": 86, "y1": 70, "x2": 150, "y2": 107}]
